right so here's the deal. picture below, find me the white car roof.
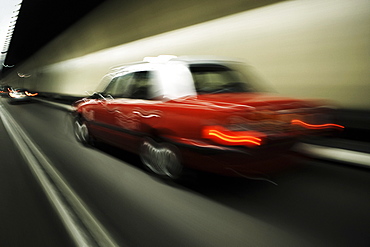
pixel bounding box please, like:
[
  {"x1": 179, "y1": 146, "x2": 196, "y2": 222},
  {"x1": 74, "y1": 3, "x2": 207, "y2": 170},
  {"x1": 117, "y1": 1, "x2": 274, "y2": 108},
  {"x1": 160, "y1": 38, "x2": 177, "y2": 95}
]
[{"x1": 100, "y1": 56, "x2": 244, "y2": 100}]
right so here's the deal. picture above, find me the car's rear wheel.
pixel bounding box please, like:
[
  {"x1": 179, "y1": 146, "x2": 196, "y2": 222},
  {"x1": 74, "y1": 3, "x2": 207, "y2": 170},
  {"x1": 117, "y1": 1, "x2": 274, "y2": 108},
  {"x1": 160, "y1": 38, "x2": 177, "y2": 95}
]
[{"x1": 140, "y1": 138, "x2": 183, "y2": 180}]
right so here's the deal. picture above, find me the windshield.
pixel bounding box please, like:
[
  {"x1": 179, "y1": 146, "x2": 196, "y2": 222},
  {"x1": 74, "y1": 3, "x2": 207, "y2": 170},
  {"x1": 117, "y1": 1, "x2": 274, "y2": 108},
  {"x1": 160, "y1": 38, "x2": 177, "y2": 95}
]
[{"x1": 189, "y1": 64, "x2": 256, "y2": 94}]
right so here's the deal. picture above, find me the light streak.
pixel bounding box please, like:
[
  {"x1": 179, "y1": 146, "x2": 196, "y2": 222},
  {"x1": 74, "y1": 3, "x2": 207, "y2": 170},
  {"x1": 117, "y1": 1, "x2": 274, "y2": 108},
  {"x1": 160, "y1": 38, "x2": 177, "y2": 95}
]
[
  {"x1": 203, "y1": 126, "x2": 264, "y2": 146},
  {"x1": 291, "y1": 119, "x2": 344, "y2": 129},
  {"x1": 132, "y1": 111, "x2": 160, "y2": 118},
  {"x1": 17, "y1": 72, "x2": 31, "y2": 78},
  {"x1": 25, "y1": 91, "x2": 38, "y2": 96}
]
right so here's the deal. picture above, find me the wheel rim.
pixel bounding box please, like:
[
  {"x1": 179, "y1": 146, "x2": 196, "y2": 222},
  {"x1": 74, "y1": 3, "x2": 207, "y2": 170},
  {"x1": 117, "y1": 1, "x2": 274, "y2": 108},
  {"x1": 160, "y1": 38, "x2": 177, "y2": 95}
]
[
  {"x1": 80, "y1": 124, "x2": 89, "y2": 143},
  {"x1": 162, "y1": 146, "x2": 182, "y2": 178},
  {"x1": 140, "y1": 139, "x2": 182, "y2": 179},
  {"x1": 74, "y1": 120, "x2": 89, "y2": 144},
  {"x1": 74, "y1": 121, "x2": 82, "y2": 142}
]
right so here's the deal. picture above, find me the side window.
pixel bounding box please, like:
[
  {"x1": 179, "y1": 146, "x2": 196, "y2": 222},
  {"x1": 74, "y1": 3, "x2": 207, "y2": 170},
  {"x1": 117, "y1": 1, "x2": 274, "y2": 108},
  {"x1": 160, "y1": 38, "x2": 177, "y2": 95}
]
[
  {"x1": 128, "y1": 71, "x2": 152, "y2": 99},
  {"x1": 104, "y1": 71, "x2": 154, "y2": 99},
  {"x1": 104, "y1": 77, "x2": 119, "y2": 96},
  {"x1": 104, "y1": 73, "x2": 133, "y2": 98}
]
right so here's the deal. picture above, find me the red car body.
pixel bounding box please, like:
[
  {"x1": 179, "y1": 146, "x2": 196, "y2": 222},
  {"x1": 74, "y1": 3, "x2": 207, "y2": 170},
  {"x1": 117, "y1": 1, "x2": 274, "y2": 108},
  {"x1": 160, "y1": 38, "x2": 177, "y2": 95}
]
[{"x1": 73, "y1": 56, "x2": 343, "y2": 179}]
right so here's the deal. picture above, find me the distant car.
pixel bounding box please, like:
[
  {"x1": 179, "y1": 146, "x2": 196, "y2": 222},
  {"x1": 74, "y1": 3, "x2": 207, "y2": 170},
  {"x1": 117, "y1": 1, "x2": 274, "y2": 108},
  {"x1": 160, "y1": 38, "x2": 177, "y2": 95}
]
[
  {"x1": 73, "y1": 56, "x2": 344, "y2": 179},
  {"x1": 0, "y1": 85, "x2": 11, "y2": 97},
  {"x1": 8, "y1": 88, "x2": 38, "y2": 103}
]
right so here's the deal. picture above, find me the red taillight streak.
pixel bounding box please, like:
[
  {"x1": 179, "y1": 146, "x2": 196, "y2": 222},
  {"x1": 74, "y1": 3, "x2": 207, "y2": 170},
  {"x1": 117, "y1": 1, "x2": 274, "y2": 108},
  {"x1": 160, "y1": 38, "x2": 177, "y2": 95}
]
[
  {"x1": 291, "y1": 119, "x2": 344, "y2": 129},
  {"x1": 208, "y1": 130, "x2": 262, "y2": 145},
  {"x1": 203, "y1": 126, "x2": 264, "y2": 146}
]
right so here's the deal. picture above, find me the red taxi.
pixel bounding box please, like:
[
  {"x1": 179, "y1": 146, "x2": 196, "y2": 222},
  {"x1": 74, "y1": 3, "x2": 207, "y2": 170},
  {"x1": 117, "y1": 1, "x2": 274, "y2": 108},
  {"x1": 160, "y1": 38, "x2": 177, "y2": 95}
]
[{"x1": 73, "y1": 56, "x2": 343, "y2": 179}]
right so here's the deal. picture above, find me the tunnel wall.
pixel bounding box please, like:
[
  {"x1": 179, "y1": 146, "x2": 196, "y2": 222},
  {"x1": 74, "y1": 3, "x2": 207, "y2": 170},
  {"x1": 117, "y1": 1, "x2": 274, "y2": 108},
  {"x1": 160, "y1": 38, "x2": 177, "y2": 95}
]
[{"x1": 4, "y1": 0, "x2": 370, "y2": 110}]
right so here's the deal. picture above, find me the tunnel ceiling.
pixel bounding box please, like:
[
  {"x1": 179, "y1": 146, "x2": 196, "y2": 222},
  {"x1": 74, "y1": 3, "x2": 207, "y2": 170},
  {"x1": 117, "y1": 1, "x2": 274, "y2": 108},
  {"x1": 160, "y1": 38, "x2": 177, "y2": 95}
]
[
  {"x1": 2, "y1": 0, "x2": 285, "y2": 78},
  {"x1": 2, "y1": 0, "x2": 105, "y2": 76}
]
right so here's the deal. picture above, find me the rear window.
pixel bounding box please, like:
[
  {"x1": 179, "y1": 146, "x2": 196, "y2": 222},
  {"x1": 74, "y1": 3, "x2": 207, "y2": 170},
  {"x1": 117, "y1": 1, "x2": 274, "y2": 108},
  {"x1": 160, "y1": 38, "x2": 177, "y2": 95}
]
[{"x1": 189, "y1": 64, "x2": 256, "y2": 94}]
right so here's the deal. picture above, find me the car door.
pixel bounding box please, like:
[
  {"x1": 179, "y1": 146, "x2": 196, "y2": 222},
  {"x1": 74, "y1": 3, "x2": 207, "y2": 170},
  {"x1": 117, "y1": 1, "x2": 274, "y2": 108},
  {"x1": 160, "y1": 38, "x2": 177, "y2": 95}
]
[
  {"x1": 90, "y1": 72, "x2": 134, "y2": 145},
  {"x1": 97, "y1": 70, "x2": 163, "y2": 152}
]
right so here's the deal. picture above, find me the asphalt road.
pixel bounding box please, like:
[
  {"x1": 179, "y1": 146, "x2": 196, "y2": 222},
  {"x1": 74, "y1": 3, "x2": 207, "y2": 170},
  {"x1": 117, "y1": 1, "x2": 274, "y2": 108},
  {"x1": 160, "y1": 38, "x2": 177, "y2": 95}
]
[
  {"x1": 0, "y1": 101, "x2": 73, "y2": 246},
  {"x1": 1, "y1": 97, "x2": 369, "y2": 247}
]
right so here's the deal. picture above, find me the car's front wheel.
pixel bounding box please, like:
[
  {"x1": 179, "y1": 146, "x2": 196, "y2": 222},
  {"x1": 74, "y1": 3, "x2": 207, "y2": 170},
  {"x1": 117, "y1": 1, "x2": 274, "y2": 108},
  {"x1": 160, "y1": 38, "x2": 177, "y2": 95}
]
[
  {"x1": 73, "y1": 118, "x2": 91, "y2": 145},
  {"x1": 140, "y1": 138, "x2": 183, "y2": 180}
]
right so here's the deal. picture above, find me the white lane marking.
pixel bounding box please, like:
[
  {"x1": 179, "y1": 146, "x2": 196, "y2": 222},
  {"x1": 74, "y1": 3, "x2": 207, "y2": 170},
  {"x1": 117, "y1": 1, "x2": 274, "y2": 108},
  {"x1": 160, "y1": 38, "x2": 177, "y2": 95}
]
[
  {"x1": 293, "y1": 143, "x2": 370, "y2": 168},
  {"x1": 0, "y1": 103, "x2": 119, "y2": 247}
]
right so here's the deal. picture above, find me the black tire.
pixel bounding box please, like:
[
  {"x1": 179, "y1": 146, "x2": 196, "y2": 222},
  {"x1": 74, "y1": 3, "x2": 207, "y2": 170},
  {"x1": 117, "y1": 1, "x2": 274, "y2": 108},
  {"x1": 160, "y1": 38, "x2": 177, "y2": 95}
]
[{"x1": 140, "y1": 138, "x2": 184, "y2": 180}]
